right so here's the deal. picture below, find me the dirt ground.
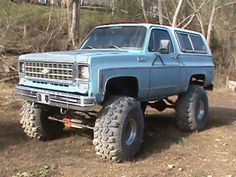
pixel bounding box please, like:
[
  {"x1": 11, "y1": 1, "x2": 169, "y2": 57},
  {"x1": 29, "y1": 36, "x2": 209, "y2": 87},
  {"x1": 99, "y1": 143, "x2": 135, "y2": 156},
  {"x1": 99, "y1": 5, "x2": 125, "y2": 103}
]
[{"x1": 0, "y1": 84, "x2": 235, "y2": 177}]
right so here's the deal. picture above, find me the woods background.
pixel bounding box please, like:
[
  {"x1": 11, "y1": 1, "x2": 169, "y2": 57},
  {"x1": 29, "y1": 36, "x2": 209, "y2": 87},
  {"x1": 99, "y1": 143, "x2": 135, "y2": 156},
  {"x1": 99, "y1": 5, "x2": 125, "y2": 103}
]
[{"x1": 0, "y1": 0, "x2": 235, "y2": 86}]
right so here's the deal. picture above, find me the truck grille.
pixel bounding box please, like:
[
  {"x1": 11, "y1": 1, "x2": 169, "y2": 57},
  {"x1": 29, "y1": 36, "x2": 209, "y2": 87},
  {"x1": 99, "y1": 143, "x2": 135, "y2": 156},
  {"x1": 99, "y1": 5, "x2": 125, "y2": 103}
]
[{"x1": 25, "y1": 62, "x2": 74, "y2": 82}]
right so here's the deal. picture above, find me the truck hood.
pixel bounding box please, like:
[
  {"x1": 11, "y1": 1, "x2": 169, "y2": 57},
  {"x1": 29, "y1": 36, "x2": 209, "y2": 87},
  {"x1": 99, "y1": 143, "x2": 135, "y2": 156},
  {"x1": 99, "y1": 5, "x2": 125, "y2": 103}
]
[{"x1": 19, "y1": 49, "x2": 140, "y2": 63}]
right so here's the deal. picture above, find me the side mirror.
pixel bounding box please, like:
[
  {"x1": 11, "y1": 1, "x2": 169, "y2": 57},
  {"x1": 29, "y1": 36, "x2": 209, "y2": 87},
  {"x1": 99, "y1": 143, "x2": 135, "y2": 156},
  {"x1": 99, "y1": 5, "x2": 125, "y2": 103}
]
[{"x1": 159, "y1": 39, "x2": 170, "y2": 54}]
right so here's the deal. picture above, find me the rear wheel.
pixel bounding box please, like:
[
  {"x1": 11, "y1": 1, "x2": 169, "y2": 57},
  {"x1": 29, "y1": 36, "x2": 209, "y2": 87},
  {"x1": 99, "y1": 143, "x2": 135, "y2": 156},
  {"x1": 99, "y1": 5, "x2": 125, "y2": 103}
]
[
  {"x1": 93, "y1": 96, "x2": 144, "y2": 162},
  {"x1": 20, "y1": 102, "x2": 64, "y2": 140},
  {"x1": 176, "y1": 85, "x2": 209, "y2": 131}
]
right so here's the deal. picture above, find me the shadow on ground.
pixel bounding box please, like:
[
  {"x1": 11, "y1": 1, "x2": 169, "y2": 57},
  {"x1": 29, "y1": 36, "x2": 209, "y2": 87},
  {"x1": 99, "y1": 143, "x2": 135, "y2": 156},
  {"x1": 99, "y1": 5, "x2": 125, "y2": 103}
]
[
  {"x1": 0, "y1": 121, "x2": 28, "y2": 151},
  {"x1": 136, "y1": 106, "x2": 236, "y2": 160},
  {"x1": 208, "y1": 107, "x2": 236, "y2": 128},
  {"x1": 0, "y1": 106, "x2": 235, "y2": 161}
]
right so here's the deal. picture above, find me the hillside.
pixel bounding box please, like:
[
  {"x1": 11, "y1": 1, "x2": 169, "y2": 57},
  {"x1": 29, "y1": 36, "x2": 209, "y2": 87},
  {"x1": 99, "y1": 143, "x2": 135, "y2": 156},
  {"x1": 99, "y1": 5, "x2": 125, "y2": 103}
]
[{"x1": 0, "y1": 1, "x2": 114, "y2": 53}]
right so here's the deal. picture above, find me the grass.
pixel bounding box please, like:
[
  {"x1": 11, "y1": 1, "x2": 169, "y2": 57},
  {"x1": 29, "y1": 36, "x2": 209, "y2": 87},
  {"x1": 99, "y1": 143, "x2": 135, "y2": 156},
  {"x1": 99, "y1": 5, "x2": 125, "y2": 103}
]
[
  {"x1": 0, "y1": 82, "x2": 15, "y2": 92},
  {"x1": 0, "y1": 83, "x2": 17, "y2": 107},
  {"x1": 0, "y1": 1, "x2": 128, "y2": 52},
  {"x1": 0, "y1": 1, "x2": 118, "y2": 27},
  {"x1": 0, "y1": 2, "x2": 66, "y2": 26},
  {"x1": 12, "y1": 165, "x2": 51, "y2": 177}
]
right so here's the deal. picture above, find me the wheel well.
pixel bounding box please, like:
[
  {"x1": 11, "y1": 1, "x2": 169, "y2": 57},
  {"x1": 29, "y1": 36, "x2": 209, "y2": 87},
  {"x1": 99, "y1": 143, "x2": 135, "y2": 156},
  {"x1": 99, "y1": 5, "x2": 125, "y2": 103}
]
[
  {"x1": 189, "y1": 74, "x2": 205, "y2": 86},
  {"x1": 105, "y1": 77, "x2": 139, "y2": 98}
]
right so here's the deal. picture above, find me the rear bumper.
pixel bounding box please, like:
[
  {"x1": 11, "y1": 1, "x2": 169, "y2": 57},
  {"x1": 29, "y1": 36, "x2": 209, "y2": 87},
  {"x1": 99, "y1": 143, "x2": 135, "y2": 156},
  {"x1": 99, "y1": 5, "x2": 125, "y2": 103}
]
[{"x1": 16, "y1": 85, "x2": 96, "y2": 111}]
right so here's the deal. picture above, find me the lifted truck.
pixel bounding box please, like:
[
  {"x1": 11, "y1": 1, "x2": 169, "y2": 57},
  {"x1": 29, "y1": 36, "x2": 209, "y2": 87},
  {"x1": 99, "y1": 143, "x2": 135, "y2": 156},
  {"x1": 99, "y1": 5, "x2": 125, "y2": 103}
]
[{"x1": 17, "y1": 23, "x2": 214, "y2": 162}]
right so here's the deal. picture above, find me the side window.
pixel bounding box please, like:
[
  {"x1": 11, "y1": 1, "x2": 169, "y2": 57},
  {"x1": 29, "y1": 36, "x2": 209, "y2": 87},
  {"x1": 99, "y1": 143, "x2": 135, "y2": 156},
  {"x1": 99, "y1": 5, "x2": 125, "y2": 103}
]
[
  {"x1": 176, "y1": 31, "x2": 207, "y2": 53},
  {"x1": 189, "y1": 35, "x2": 206, "y2": 52},
  {"x1": 148, "y1": 29, "x2": 174, "y2": 53},
  {"x1": 176, "y1": 32, "x2": 193, "y2": 51}
]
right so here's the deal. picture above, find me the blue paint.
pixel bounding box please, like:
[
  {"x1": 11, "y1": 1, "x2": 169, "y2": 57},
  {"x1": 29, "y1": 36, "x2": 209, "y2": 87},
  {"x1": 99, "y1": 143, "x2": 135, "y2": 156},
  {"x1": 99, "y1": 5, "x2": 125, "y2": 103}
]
[{"x1": 18, "y1": 23, "x2": 214, "y2": 105}]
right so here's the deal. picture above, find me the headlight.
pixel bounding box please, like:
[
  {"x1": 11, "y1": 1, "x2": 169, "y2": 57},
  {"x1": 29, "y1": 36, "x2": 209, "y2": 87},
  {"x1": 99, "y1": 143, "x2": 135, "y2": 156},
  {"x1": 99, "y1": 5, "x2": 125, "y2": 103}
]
[
  {"x1": 78, "y1": 65, "x2": 89, "y2": 79},
  {"x1": 19, "y1": 62, "x2": 25, "y2": 73}
]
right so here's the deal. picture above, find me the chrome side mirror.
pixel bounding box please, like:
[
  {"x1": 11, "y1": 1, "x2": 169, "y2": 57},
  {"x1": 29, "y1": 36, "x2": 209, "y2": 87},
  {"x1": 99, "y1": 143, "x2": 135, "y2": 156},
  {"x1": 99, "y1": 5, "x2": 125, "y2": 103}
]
[{"x1": 159, "y1": 39, "x2": 170, "y2": 54}]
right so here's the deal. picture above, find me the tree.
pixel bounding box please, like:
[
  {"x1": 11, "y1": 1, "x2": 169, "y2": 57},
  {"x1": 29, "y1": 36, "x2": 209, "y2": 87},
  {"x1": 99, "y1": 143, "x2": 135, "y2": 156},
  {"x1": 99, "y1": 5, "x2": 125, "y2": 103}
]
[
  {"x1": 190, "y1": 0, "x2": 236, "y2": 44},
  {"x1": 67, "y1": 0, "x2": 81, "y2": 47},
  {"x1": 141, "y1": 0, "x2": 148, "y2": 22},
  {"x1": 206, "y1": 0, "x2": 217, "y2": 44},
  {"x1": 172, "y1": 0, "x2": 184, "y2": 27},
  {"x1": 158, "y1": 0, "x2": 163, "y2": 25}
]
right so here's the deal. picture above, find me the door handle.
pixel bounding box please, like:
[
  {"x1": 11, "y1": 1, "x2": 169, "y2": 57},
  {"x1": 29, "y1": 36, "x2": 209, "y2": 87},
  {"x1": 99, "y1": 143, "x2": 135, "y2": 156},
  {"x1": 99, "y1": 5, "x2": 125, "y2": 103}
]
[{"x1": 137, "y1": 57, "x2": 145, "y2": 62}]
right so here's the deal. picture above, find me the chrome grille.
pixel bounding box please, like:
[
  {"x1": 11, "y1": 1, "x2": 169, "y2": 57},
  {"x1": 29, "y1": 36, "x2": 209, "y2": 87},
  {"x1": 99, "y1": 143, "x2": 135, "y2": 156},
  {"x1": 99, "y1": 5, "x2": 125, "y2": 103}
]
[{"x1": 25, "y1": 62, "x2": 74, "y2": 81}]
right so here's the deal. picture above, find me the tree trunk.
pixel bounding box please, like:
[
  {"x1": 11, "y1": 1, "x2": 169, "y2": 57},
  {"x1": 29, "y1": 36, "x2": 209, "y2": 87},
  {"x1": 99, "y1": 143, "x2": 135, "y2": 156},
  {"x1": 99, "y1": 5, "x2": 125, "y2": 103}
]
[
  {"x1": 111, "y1": 0, "x2": 116, "y2": 16},
  {"x1": 188, "y1": 0, "x2": 205, "y2": 34},
  {"x1": 23, "y1": 24, "x2": 27, "y2": 38},
  {"x1": 141, "y1": 0, "x2": 148, "y2": 22},
  {"x1": 207, "y1": 0, "x2": 217, "y2": 44},
  {"x1": 172, "y1": 0, "x2": 184, "y2": 27},
  {"x1": 158, "y1": 0, "x2": 163, "y2": 25},
  {"x1": 197, "y1": 13, "x2": 205, "y2": 36},
  {"x1": 67, "y1": 0, "x2": 81, "y2": 47}
]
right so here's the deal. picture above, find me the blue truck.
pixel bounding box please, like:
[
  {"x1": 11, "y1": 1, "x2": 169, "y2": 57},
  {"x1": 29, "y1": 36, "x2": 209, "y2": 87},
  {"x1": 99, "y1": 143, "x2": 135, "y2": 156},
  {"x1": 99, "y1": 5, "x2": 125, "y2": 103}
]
[{"x1": 17, "y1": 23, "x2": 215, "y2": 162}]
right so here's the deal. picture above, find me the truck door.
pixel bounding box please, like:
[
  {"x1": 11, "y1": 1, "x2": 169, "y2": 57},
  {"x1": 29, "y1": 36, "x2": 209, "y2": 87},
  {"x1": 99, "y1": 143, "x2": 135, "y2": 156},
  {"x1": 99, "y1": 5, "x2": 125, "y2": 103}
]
[{"x1": 148, "y1": 28, "x2": 181, "y2": 98}]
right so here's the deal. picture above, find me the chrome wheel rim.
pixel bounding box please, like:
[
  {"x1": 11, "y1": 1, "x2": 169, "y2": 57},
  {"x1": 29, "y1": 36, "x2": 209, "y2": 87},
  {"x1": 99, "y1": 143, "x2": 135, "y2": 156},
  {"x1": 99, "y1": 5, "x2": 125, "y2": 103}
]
[
  {"x1": 125, "y1": 119, "x2": 137, "y2": 146},
  {"x1": 196, "y1": 100, "x2": 205, "y2": 120}
]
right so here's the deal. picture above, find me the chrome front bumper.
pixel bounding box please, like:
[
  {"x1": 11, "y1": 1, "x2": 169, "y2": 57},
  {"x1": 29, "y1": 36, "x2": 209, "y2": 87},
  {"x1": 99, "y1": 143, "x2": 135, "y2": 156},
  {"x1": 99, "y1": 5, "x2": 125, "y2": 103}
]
[{"x1": 16, "y1": 85, "x2": 96, "y2": 111}]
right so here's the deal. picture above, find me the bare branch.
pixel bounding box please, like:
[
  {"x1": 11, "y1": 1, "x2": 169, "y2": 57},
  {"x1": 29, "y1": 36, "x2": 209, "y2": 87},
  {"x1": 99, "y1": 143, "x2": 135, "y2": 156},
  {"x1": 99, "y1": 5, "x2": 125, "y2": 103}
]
[
  {"x1": 207, "y1": 0, "x2": 217, "y2": 44},
  {"x1": 158, "y1": 0, "x2": 163, "y2": 25},
  {"x1": 189, "y1": 0, "x2": 206, "y2": 35},
  {"x1": 182, "y1": 14, "x2": 196, "y2": 29},
  {"x1": 215, "y1": 1, "x2": 236, "y2": 11},
  {"x1": 0, "y1": 76, "x2": 18, "y2": 83},
  {"x1": 196, "y1": 13, "x2": 205, "y2": 35},
  {"x1": 163, "y1": 1, "x2": 172, "y2": 25},
  {"x1": 177, "y1": 0, "x2": 209, "y2": 28},
  {"x1": 172, "y1": 0, "x2": 184, "y2": 27},
  {"x1": 141, "y1": 0, "x2": 148, "y2": 22},
  {"x1": 68, "y1": 0, "x2": 81, "y2": 47},
  {"x1": 188, "y1": 0, "x2": 195, "y2": 9},
  {"x1": 0, "y1": 56, "x2": 17, "y2": 72},
  {"x1": 43, "y1": 18, "x2": 66, "y2": 52},
  {"x1": 46, "y1": 8, "x2": 53, "y2": 33},
  {"x1": 171, "y1": 0, "x2": 177, "y2": 10}
]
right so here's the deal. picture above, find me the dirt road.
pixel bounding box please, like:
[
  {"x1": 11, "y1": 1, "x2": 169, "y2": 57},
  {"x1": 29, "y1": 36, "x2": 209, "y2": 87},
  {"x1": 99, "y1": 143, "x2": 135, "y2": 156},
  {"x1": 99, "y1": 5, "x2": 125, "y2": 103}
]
[{"x1": 0, "y1": 85, "x2": 235, "y2": 177}]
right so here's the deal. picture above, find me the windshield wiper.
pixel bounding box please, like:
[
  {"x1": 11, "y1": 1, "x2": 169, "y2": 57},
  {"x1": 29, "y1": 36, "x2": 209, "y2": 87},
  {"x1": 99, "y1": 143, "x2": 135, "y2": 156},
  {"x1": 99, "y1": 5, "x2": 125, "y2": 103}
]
[
  {"x1": 84, "y1": 45, "x2": 96, "y2": 49},
  {"x1": 107, "y1": 45, "x2": 122, "y2": 50}
]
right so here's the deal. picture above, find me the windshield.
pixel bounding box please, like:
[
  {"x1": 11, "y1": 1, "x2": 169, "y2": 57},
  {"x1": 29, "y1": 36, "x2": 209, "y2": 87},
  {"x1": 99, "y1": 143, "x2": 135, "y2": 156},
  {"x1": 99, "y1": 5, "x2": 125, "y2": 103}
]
[{"x1": 81, "y1": 26, "x2": 147, "y2": 50}]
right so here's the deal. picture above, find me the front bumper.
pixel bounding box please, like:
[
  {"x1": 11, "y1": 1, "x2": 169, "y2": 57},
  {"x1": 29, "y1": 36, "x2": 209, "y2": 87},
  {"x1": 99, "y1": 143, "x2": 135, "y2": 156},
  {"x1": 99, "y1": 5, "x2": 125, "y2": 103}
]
[{"x1": 16, "y1": 85, "x2": 96, "y2": 111}]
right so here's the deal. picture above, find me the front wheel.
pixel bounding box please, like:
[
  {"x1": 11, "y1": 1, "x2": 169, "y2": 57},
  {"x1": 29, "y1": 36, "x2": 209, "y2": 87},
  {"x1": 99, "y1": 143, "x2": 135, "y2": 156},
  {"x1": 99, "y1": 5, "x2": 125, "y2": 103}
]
[
  {"x1": 93, "y1": 96, "x2": 144, "y2": 162},
  {"x1": 176, "y1": 85, "x2": 209, "y2": 132},
  {"x1": 20, "y1": 102, "x2": 64, "y2": 140}
]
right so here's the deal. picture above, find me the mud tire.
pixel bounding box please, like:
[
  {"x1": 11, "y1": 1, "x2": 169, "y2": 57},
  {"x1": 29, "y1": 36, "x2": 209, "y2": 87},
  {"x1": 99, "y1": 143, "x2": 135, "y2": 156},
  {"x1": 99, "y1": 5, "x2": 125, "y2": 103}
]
[
  {"x1": 20, "y1": 102, "x2": 64, "y2": 140},
  {"x1": 176, "y1": 85, "x2": 209, "y2": 132},
  {"x1": 93, "y1": 96, "x2": 144, "y2": 162}
]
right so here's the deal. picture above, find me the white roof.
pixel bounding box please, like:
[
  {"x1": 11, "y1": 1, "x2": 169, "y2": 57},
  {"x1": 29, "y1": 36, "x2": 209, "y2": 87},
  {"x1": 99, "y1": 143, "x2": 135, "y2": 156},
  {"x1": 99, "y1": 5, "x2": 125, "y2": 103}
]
[{"x1": 96, "y1": 23, "x2": 203, "y2": 36}]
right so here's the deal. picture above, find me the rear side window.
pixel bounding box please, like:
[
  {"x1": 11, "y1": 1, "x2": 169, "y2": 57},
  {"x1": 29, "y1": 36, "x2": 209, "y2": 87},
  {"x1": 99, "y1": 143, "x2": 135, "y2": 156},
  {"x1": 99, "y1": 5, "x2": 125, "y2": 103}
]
[
  {"x1": 176, "y1": 31, "x2": 207, "y2": 53},
  {"x1": 190, "y1": 35, "x2": 206, "y2": 51},
  {"x1": 177, "y1": 33, "x2": 193, "y2": 51}
]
